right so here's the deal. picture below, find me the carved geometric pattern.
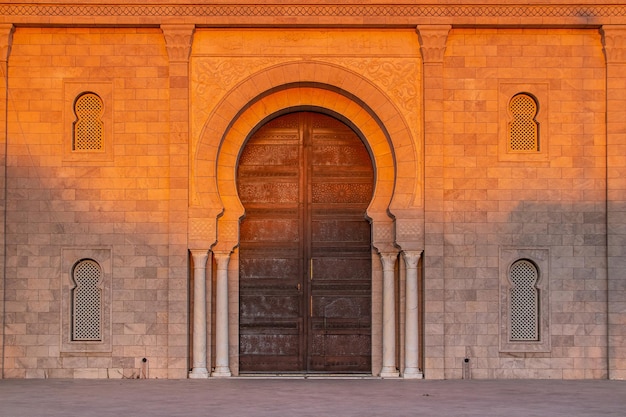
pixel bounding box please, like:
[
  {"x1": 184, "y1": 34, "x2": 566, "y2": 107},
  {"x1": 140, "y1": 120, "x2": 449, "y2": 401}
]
[
  {"x1": 189, "y1": 218, "x2": 215, "y2": 241},
  {"x1": 312, "y1": 183, "x2": 373, "y2": 204},
  {"x1": 312, "y1": 220, "x2": 371, "y2": 243},
  {"x1": 509, "y1": 93, "x2": 538, "y2": 152},
  {"x1": 373, "y1": 222, "x2": 393, "y2": 242},
  {"x1": 509, "y1": 260, "x2": 539, "y2": 341},
  {"x1": 72, "y1": 259, "x2": 102, "y2": 341},
  {"x1": 396, "y1": 220, "x2": 422, "y2": 240},
  {"x1": 73, "y1": 92, "x2": 103, "y2": 151},
  {"x1": 239, "y1": 144, "x2": 299, "y2": 166},
  {"x1": 238, "y1": 183, "x2": 299, "y2": 204},
  {"x1": 313, "y1": 144, "x2": 371, "y2": 166},
  {"x1": 4, "y1": 4, "x2": 626, "y2": 18}
]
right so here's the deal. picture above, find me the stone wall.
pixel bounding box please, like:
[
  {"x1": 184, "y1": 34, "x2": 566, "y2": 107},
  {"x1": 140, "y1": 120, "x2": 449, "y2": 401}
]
[
  {"x1": 3, "y1": 27, "x2": 173, "y2": 378},
  {"x1": 438, "y1": 28, "x2": 608, "y2": 379},
  {"x1": 0, "y1": 9, "x2": 624, "y2": 380}
]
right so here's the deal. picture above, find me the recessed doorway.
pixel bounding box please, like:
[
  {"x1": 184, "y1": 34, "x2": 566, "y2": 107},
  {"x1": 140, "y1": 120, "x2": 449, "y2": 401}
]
[{"x1": 237, "y1": 111, "x2": 374, "y2": 373}]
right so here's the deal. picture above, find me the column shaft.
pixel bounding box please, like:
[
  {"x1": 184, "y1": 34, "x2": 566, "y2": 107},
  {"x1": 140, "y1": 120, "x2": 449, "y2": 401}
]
[
  {"x1": 212, "y1": 251, "x2": 232, "y2": 377},
  {"x1": 380, "y1": 252, "x2": 399, "y2": 378},
  {"x1": 189, "y1": 250, "x2": 209, "y2": 378},
  {"x1": 403, "y1": 251, "x2": 423, "y2": 378}
]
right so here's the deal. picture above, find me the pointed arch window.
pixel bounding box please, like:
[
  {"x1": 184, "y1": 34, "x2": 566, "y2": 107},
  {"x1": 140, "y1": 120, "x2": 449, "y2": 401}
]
[
  {"x1": 508, "y1": 93, "x2": 539, "y2": 152},
  {"x1": 73, "y1": 92, "x2": 104, "y2": 151}
]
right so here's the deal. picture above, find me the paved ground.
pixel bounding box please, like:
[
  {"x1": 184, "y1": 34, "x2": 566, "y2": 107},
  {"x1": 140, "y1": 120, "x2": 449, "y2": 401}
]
[{"x1": 1, "y1": 378, "x2": 625, "y2": 416}]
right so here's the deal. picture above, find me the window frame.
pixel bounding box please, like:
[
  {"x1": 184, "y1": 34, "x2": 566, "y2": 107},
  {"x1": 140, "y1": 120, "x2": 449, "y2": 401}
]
[
  {"x1": 71, "y1": 258, "x2": 104, "y2": 342},
  {"x1": 498, "y1": 82, "x2": 549, "y2": 163},
  {"x1": 499, "y1": 247, "x2": 550, "y2": 353},
  {"x1": 63, "y1": 80, "x2": 113, "y2": 163},
  {"x1": 61, "y1": 248, "x2": 112, "y2": 353}
]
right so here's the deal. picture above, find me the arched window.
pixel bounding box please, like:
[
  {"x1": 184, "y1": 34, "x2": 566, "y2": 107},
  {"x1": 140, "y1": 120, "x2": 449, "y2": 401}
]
[
  {"x1": 509, "y1": 259, "x2": 539, "y2": 341},
  {"x1": 508, "y1": 93, "x2": 539, "y2": 152},
  {"x1": 73, "y1": 92, "x2": 104, "y2": 151},
  {"x1": 72, "y1": 259, "x2": 103, "y2": 341}
]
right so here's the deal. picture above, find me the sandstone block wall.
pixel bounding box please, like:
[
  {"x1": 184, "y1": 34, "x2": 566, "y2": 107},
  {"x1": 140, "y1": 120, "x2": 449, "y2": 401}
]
[
  {"x1": 436, "y1": 28, "x2": 608, "y2": 379},
  {"x1": 3, "y1": 28, "x2": 174, "y2": 378},
  {"x1": 0, "y1": 23, "x2": 623, "y2": 380}
]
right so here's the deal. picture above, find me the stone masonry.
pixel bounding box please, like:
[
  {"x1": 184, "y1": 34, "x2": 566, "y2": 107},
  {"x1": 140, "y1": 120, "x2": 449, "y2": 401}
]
[{"x1": 0, "y1": 2, "x2": 625, "y2": 380}]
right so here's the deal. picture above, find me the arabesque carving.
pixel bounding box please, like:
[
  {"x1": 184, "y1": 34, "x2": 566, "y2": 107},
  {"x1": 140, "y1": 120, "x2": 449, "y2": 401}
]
[
  {"x1": 319, "y1": 57, "x2": 419, "y2": 116},
  {"x1": 191, "y1": 58, "x2": 289, "y2": 144}
]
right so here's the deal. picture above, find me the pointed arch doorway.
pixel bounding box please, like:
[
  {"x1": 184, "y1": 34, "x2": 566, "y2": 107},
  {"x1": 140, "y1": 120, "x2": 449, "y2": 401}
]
[{"x1": 237, "y1": 111, "x2": 374, "y2": 373}]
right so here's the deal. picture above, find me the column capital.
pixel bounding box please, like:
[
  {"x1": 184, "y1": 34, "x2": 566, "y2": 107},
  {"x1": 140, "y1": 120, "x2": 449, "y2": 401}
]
[
  {"x1": 189, "y1": 249, "x2": 209, "y2": 262},
  {"x1": 601, "y1": 25, "x2": 626, "y2": 64},
  {"x1": 379, "y1": 252, "x2": 399, "y2": 271},
  {"x1": 161, "y1": 24, "x2": 195, "y2": 63},
  {"x1": 213, "y1": 250, "x2": 232, "y2": 270},
  {"x1": 402, "y1": 250, "x2": 423, "y2": 269},
  {"x1": 416, "y1": 25, "x2": 451, "y2": 64}
]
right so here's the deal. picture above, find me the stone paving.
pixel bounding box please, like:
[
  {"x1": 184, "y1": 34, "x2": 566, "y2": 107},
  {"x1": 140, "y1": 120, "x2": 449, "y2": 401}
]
[{"x1": 1, "y1": 378, "x2": 625, "y2": 417}]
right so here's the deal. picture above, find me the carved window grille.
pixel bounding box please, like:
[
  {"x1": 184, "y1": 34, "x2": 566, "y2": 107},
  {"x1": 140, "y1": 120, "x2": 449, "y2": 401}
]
[
  {"x1": 72, "y1": 259, "x2": 102, "y2": 341},
  {"x1": 509, "y1": 259, "x2": 539, "y2": 341},
  {"x1": 73, "y1": 92, "x2": 104, "y2": 151},
  {"x1": 508, "y1": 93, "x2": 539, "y2": 152}
]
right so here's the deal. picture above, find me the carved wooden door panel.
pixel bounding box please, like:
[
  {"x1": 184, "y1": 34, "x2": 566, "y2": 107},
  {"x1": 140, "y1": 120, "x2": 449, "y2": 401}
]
[{"x1": 238, "y1": 112, "x2": 373, "y2": 373}]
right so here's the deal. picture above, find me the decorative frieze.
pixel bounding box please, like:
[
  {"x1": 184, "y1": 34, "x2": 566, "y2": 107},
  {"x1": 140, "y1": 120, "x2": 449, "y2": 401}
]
[{"x1": 3, "y1": 4, "x2": 626, "y2": 19}]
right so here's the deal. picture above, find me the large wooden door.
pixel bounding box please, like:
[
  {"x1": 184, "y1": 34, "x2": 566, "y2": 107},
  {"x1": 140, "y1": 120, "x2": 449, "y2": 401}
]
[{"x1": 238, "y1": 112, "x2": 373, "y2": 373}]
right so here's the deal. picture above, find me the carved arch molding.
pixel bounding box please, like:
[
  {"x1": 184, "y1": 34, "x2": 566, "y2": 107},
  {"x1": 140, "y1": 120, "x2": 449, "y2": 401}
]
[{"x1": 189, "y1": 60, "x2": 424, "y2": 253}]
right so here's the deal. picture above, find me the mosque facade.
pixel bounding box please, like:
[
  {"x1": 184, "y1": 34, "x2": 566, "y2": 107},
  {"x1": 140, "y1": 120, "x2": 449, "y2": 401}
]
[{"x1": 0, "y1": 2, "x2": 625, "y2": 380}]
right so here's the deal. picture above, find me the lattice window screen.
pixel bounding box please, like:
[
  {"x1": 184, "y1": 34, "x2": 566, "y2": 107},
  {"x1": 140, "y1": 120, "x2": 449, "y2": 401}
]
[
  {"x1": 509, "y1": 94, "x2": 538, "y2": 151},
  {"x1": 72, "y1": 259, "x2": 102, "y2": 341},
  {"x1": 73, "y1": 93, "x2": 104, "y2": 151},
  {"x1": 509, "y1": 260, "x2": 539, "y2": 341}
]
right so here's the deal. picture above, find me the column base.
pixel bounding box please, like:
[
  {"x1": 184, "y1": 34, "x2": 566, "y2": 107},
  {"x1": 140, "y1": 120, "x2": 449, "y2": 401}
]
[
  {"x1": 211, "y1": 367, "x2": 232, "y2": 378},
  {"x1": 402, "y1": 368, "x2": 423, "y2": 379},
  {"x1": 380, "y1": 368, "x2": 400, "y2": 378},
  {"x1": 188, "y1": 368, "x2": 209, "y2": 379}
]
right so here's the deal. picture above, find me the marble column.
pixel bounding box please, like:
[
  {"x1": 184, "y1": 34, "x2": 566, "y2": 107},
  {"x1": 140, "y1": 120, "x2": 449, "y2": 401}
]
[
  {"x1": 403, "y1": 250, "x2": 423, "y2": 379},
  {"x1": 189, "y1": 250, "x2": 209, "y2": 378},
  {"x1": 379, "y1": 252, "x2": 399, "y2": 378},
  {"x1": 212, "y1": 251, "x2": 232, "y2": 377}
]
